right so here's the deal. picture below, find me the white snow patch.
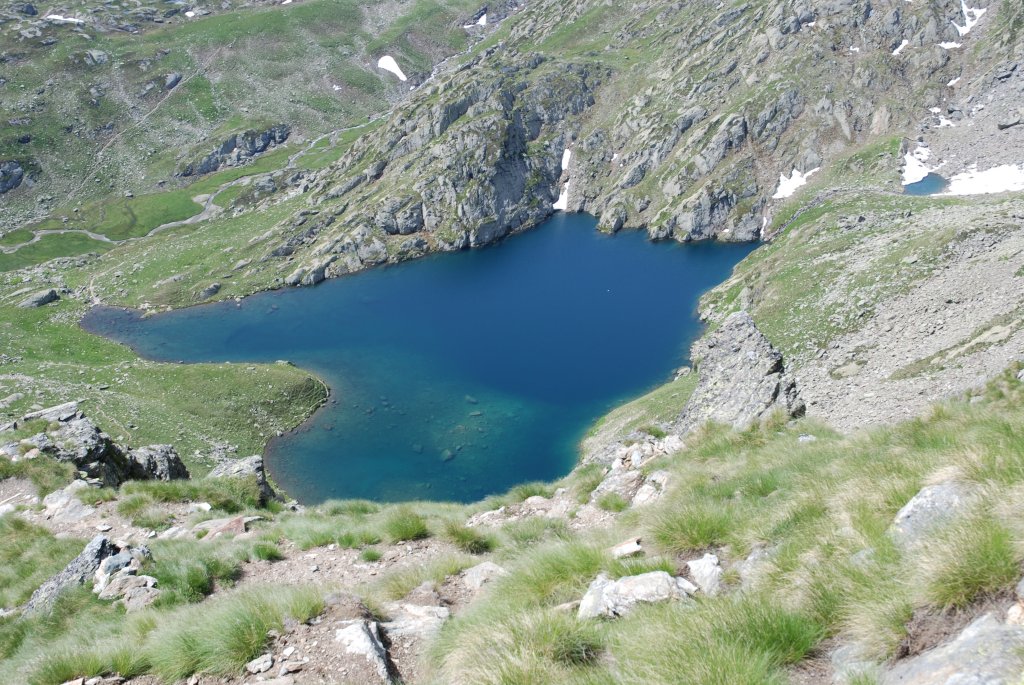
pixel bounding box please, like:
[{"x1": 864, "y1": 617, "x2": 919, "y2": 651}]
[
  {"x1": 333, "y1": 84, "x2": 342, "y2": 91},
  {"x1": 772, "y1": 167, "x2": 819, "y2": 199},
  {"x1": 44, "y1": 14, "x2": 85, "y2": 24},
  {"x1": 892, "y1": 39, "x2": 909, "y2": 56},
  {"x1": 937, "y1": 117, "x2": 955, "y2": 128},
  {"x1": 939, "y1": 42, "x2": 962, "y2": 50},
  {"x1": 902, "y1": 145, "x2": 939, "y2": 185},
  {"x1": 553, "y1": 183, "x2": 570, "y2": 210},
  {"x1": 611, "y1": 153, "x2": 619, "y2": 162},
  {"x1": 282, "y1": 0, "x2": 292, "y2": 4},
  {"x1": 478, "y1": 13, "x2": 487, "y2": 25},
  {"x1": 806, "y1": 21, "x2": 816, "y2": 27},
  {"x1": 952, "y1": 0, "x2": 986, "y2": 37},
  {"x1": 929, "y1": 107, "x2": 942, "y2": 114},
  {"x1": 947, "y1": 77, "x2": 962, "y2": 87},
  {"x1": 377, "y1": 56, "x2": 407, "y2": 82},
  {"x1": 943, "y1": 164, "x2": 1024, "y2": 196},
  {"x1": 185, "y1": 10, "x2": 195, "y2": 17},
  {"x1": 561, "y1": 149, "x2": 572, "y2": 171},
  {"x1": 849, "y1": 46, "x2": 861, "y2": 53}
]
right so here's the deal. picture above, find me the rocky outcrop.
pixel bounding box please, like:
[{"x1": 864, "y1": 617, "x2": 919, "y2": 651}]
[
  {"x1": 181, "y1": 124, "x2": 291, "y2": 177},
  {"x1": 578, "y1": 571, "x2": 697, "y2": 619},
  {"x1": 127, "y1": 445, "x2": 190, "y2": 481},
  {"x1": 44, "y1": 417, "x2": 133, "y2": 487},
  {"x1": 24, "y1": 534, "x2": 115, "y2": 615},
  {"x1": 0, "y1": 160, "x2": 24, "y2": 194},
  {"x1": 676, "y1": 310, "x2": 804, "y2": 435},
  {"x1": 208, "y1": 454, "x2": 276, "y2": 503}
]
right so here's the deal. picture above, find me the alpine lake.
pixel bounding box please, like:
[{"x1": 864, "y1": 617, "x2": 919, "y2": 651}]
[{"x1": 83, "y1": 213, "x2": 756, "y2": 503}]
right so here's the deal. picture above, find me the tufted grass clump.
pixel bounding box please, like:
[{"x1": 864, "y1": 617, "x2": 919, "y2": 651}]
[
  {"x1": 0, "y1": 517, "x2": 83, "y2": 608},
  {"x1": 147, "y1": 540, "x2": 243, "y2": 605},
  {"x1": 383, "y1": 507, "x2": 431, "y2": 543},
  {"x1": 143, "y1": 586, "x2": 323, "y2": 681},
  {"x1": 647, "y1": 499, "x2": 740, "y2": 553},
  {"x1": 920, "y1": 512, "x2": 1022, "y2": 609},
  {"x1": 596, "y1": 492, "x2": 629, "y2": 513},
  {"x1": 445, "y1": 521, "x2": 497, "y2": 554}
]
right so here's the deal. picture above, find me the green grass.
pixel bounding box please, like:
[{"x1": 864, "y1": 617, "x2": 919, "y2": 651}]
[
  {"x1": 0, "y1": 229, "x2": 33, "y2": 247},
  {"x1": 383, "y1": 507, "x2": 431, "y2": 543},
  {"x1": 0, "y1": 518, "x2": 83, "y2": 608},
  {"x1": 596, "y1": 492, "x2": 629, "y2": 513},
  {"x1": 0, "y1": 233, "x2": 111, "y2": 272},
  {"x1": 147, "y1": 539, "x2": 243, "y2": 605},
  {"x1": 360, "y1": 547, "x2": 383, "y2": 562},
  {"x1": 445, "y1": 521, "x2": 497, "y2": 555},
  {"x1": 0, "y1": 456, "x2": 75, "y2": 497}
]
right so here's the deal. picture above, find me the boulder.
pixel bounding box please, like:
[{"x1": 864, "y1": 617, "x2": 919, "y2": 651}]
[
  {"x1": 880, "y1": 613, "x2": 1024, "y2": 684},
  {"x1": 247, "y1": 653, "x2": 274, "y2": 674},
  {"x1": 42, "y1": 480, "x2": 96, "y2": 522},
  {"x1": 687, "y1": 553, "x2": 723, "y2": 595},
  {"x1": 25, "y1": 535, "x2": 115, "y2": 615},
  {"x1": 578, "y1": 571, "x2": 696, "y2": 619},
  {"x1": 890, "y1": 481, "x2": 971, "y2": 549},
  {"x1": 0, "y1": 160, "x2": 24, "y2": 194},
  {"x1": 127, "y1": 445, "x2": 189, "y2": 481},
  {"x1": 164, "y1": 72, "x2": 182, "y2": 90},
  {"x1": 677, "y1": 311, "x2": 804, "y2": 435},
  {"x1": 462, "y1": 561, "x2": 508, "y2": 591},
  {"x1": 23, "y1": 401, "x2": 78, "y2": 422},
  {"x1": 17, "y1": 289, "x2": 59, "y2": 308},
  {"x1": 335, "y1": 620, "x2": 394, "y2": 684},
  {"x1": 208, "y1": 455, "x2": 276, "y2": 503}
]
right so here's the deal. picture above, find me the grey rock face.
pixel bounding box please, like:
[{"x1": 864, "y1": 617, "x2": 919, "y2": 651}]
[
  {"x1": 0, "y1": 161, "x2": 25, "y2": 193},
  {"x1": 17, "y1": 289, "x2": 58, "y2": 308},
  {"x1": 164, "y1": 72, "x2": 182, "y2": 90},
  {"x1": 25, "y1": 535, "x2": 115, "y2": 615},
  {"x1": 889, "y1": 481, "x2": 971, "y2": 549},
  {"x1": 578, "y1": 571, "x2": 697, "y2": 619},
  {"x1": 462, "y1": 561, "x2": 508, "y2": 591},
  {"x1": 44, "y1": 418, "x2": 132, "y2": 487},
  {"x1": 208, "y1": 455, "x2": 276, "y2": 503},
  {"x1": 182, "y1": 124, "x2": 291, "y2": 177},
  {"x1": 686, "y1": 553, "x2": 723, "y2": 595},
  {"x1": 127, "y1": 445, "x2": 190, "y2": 481},
  {"x1": 42, "y1": 480, "x2": 96, "y2": 522},
  {"x1": 676, "y1": 310, "x2": 804, "y2": 435},
  {"x1": 880, "y1": 613, "x2": 1024, "y2": 684}
]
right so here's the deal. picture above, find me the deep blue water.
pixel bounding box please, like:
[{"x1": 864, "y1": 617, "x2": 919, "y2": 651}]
[
  {"x1": 82, "y1": 213, "x2": 755, "y2": 503},
  {"x1": 904, "y1": 173, "x2": 948, "y2": 196}
]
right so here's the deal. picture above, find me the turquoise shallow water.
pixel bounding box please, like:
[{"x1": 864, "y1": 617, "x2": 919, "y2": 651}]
[
  {"x1": 904, "y1": 173, "x2": 948, "y2": 196},
  {"x1": 82, "y1": 213, "x2": 756, "y2": 503}
]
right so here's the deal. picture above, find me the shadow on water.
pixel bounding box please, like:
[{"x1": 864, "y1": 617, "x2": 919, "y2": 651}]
[{"x1": 82, "y1": 213, "x2": 757, "y2": 503}]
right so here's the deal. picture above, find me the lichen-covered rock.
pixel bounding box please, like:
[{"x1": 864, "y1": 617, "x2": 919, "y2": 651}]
[
  {"x1": 25, "y1": 535, "x2": 115, "y2": 615},
  {"x1": 0, "y1": 160, "x2": 24, "y2": 193},
  {"x1": 44, "y1": 418, "x2": 132, "y2": 487},
  {"x1": 676, "y1": 310, "x2": 803, "y2": 435}
]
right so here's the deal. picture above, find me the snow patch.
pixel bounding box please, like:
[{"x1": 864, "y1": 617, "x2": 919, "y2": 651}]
[
  {"x1": 553, "y1": 183, "x2": 570, "y2": 211},
  {"x1": 939, "y1": 42, "x2": 962, "y2": 50},
  {"x1": 892, "y1": 39, "x2": 909, "y2": 56},
  {"x1": 772, "y1": 168, "x2": 819, "y2": 199},
  {"x1": 943, "y1": 164, "x2": 1024, "y2": 196},
  {"x1": 185, "y1": 10, "x2": 195, "y2": 17},
  {"x1": 377, "y1": 56, "x2": 407, "y2": 82},
  {"x1": 849, "y1": 46, "x2": 861, "y2": 53},
  {"x1": 44, "y1": 14, "x2": 85, "y2": 24},
  {"x1": 952, "y1": 0, "x2": 986, "y2": 37},
  {"x1": 561, "y1": 148, "x2": 572, "y2": 171},
  {"x1": 947, "y1": 77, "x2": 962, "y2": 87},
  {"x1": 478, "y1": 13, "x2": 488, "y2": 25},
  {"x1": 929, "y1": 107, "x2": 942, "y2": 114},
  {"x1": 902, "y1": 145, "x2": 939, "y2": 185},
  {"x1": 937, "y1": 117, "x2": 955, "y2": 128}
]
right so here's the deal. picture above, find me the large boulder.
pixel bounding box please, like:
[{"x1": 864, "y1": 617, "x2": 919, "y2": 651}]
[
  {"x1": 208, "y1": 455, "x2": 276, "y2": 503},
  {"x1": 335, "y1": 620, "x2": 395, "y2": 684},
  {"x1": 127, "y1": 445, "x2": 189, "y2": 481},
  {"x1": 24, "y1": 535, "x2": 115, "y2": 615},
  {"x1": 17, "y1": 289, "x2": 59, "y2": 308},
  {"x1": 44, "y1": 418, "x2": 131, "y2": 487},
  {"x1": 889, "y1": 481, "x2": 972, "y2": 549},
  {"x1": 677, "y1": 310, "x2": 804, "y2": 435},
  {"x1": 578, "y1": 571, "x2": 696, "y2": 619}
]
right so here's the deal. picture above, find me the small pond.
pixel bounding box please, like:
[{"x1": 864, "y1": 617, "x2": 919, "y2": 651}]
[
  {"x1": 904, "y1": 173, "x2": 949, "y2": 196},
  {"x1": 83, "y1": 213, "x2": 756, "y2": 503}
]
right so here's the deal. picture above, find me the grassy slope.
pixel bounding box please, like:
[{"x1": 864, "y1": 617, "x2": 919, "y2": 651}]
[{"x1": 0, "y1": 297, "x2": 325, "y2": 472}]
